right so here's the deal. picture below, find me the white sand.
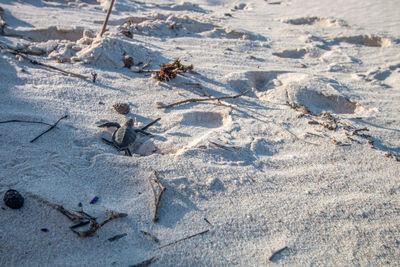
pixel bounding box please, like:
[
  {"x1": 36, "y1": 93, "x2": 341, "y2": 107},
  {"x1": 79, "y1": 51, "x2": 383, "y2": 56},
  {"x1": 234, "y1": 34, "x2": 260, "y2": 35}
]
[{"x1": 0, "y1": 0, "x2": 399, "y2": 266}]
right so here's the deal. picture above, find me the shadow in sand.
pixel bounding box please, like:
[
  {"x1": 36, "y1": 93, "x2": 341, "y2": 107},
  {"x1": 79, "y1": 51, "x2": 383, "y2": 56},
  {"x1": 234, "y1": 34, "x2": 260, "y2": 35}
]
[
  {"x1": 348, "y1": 118, "x2": 400, "y2": 155},
  {"x1": 2, "y1": 7, "x2": 34, "y2": 28}
]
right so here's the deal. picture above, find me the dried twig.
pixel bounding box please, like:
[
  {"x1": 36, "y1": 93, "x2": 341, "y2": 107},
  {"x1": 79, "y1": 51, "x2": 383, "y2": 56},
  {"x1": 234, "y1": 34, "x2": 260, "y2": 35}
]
[
  {"x1": 0, "y1": 119, "x2": 52, "y2": 126},
  {"x1": 156, "y1": 229, "x2": 210, "y2": 250},
  {"x1": 130, "y1": 257, "x2": 158, "y2": 267},
  {"x1": 199, "y1": 86, "x2": 239, "y2": 109},
  {"x1": 153, "y1": 59, "x2": 193, "y2": 81},
  {"x1": 99, "y1": 0, "x2": 115, "y2": 37},
  {"x1": 30, "y1": 115, "x2": 68, "y2": 143},
  {"x1": 141, "y1": 118, "x2": 161, "y2": 131},
  {"x1": 29, "y1": 194, "x2": 127, "y2": 237},
  {"x1": 108, "y1": 233, "x2": 127, "y2": 242},
  {"x1": 71, "y1": 212, "x2": 127, "y2": 238},
  {"x1": 352, "y1": 127, "x2": 370, "y2": 138},
  {"x1": 131, "y1": 60, "x2": 153, "y2": 73},
  {"x1": 203, "y1": 218, "x2": 212, "y2": 226},
  {"x1": 147, "y1": 170, "x2": 166, "y2": 222},
  {"x1": 157, "y1": 89, "x2": 251, "y2": 109},
  {"x1": 141, "y1": 230, "x2": 159, "y2": 243},
  {"x1": 209, "y1": 140, "x2": 236, "y2": 152},
  {"x1": 29, "y1": 194, "x2": 85, "y2": 222},
  {"x1": 0, "y1": 46, "x2": 90, "y2": 81}
]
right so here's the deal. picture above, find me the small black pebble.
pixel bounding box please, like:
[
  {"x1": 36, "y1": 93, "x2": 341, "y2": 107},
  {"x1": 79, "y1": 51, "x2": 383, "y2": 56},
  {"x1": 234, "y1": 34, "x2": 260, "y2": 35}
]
[
  {"x1": 3, "y1": 189, "x2": 24, "y2": 209},
  {"x1": 41, "y1": 228, "x2": 49, "y2": 232}
]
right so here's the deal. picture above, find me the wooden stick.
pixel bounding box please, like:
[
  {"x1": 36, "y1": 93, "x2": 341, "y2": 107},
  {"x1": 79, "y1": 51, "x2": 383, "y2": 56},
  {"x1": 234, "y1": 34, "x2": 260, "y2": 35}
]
[
  {"x1": 0, "y1": 119, "x2": 53, "y2": 126},
  {"x1": 29, "y1": 193, "x2": 127, "y2": 238},
  {"x1": 157, "y1": 89, "x2": 251, "y2": 109},
  {"x1": 99, "y1": 0, "x2": 116, "y2": 37},
  {"x1": 141, "y1": 118, "x2": 161, "y2": 131},
  {"x1": 108, "y1": 233, "x2": 127, "y2": 242},
  {"x1": 147, "y1": 170, "x2": 166, "y2": 222},
  {"x1": 156, "y1": 229, "x2": 210, "y2": 250},
  {"x1": 29, "y1": 194, "x2": 86, "y2": 222},
  {"x1": 0, "y1": 46, "x2": 90, "y2": 81},
  {"x1": 72, "y1": 211, "x2": 127, "y2": 238},
  {"x1": 130, "y1": 257, "x2": 158, "y2": 267},
  {"x1": 140, "y1": 230, "x2": 160, "y2": 243},
  {"x1": 199, "y1": 86, "x2": 239, "y2": 109},
  {"x1": 30, "y1": 115, "x2": 68, "y2": 143},
  {"x1": 209, "y1": 140, "x2": 234, "y2": 152}
]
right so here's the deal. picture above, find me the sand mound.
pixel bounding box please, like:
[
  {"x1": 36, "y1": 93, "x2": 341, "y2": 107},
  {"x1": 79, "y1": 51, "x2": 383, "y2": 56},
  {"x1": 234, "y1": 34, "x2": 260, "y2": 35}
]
[{"x1": 76, "y1": 34, "x2": 155, "y2": 68}]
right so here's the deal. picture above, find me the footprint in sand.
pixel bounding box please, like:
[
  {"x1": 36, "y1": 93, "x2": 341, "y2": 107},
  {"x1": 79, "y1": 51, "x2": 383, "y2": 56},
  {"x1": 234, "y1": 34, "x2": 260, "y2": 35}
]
[
  {"x1": 158, "y1": 110, "x2": 231, "y2": 155},
  {"x1": 226, "y1": 71, "x2": 363, "y2": 114},
  {"x1": 283, "y1": 16, "x2": 350, "y2": 27},
  {"x1": 273, "y1": 48, "x2": 307, "y2": 59},
  {"x1": 227, "y1": 71, "x2": 287, "y2": 93},
  {"x1": 230, "y1": 3, "x2": 251, "y2": 11},
  {"x1": 332, "y1": 35, "x2": 394, "y2": 47},
  {"x1": 362, "y1": 63, "x2": 400, "y2": 88},
  {"x1": 121, "y1": 12, "x2": 266, "y2": 41}
]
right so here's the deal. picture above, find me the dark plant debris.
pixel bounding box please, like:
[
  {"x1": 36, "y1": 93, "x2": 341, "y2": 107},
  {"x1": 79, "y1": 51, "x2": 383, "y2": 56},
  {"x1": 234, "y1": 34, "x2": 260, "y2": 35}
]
[
  {"x1": 29, "y1": 194, "x2": 127, "y2": 238},
  {"x1": 147, "y1": 170, "x2": 166, "y2": 222},
  {"x1": 153, "y1": 59, "x2": 193, "y2": 81},
  {"x1": 108, "y1": 233, "x2": 127, "y2": 242},
  {"x1": 130, "y1": 257, "x2": 158, "y2": 267},
  {"x1": 141, "y1": 230, "x2": 159, "y2": 243}
]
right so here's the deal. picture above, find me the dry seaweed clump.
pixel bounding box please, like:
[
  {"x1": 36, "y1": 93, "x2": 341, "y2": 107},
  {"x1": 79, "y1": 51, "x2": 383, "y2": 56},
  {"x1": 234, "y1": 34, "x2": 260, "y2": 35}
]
[{"x1": 153, "y1": 59, "x2": 193, "y2": 81}]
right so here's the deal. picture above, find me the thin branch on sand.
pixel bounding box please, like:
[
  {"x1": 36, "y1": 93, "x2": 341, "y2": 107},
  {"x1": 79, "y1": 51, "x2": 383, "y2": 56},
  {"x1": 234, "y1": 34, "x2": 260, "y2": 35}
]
[
  {"x1": 141, "y1": 118, "x2": 161, "y2": 131},
  {"x1": 30, "y1": 115, "x2": 68, "y2": 143},
  {"x1": 30, "y1": 194, "x2": 127, "y2": 238},
  {"x1": 157, "y1": 89, "x2": 251, "y2": 109},
  {"x1": 130, "y1": 257, "x2": 158, "y2": 267},
  {"x1": 198, "y1": 86, "x2": 240, "y2": 109},
  {"x1": 156, "y1": 229, "x2": 210, "y2": 250},
  {"x1": 0, "y1": 46, "x2": 90, "y2": 81},
  {"x1": 140, "y1": 230, "x2": 160, "y2": 243},
  {"x1": 72, "y1": 211, "x2": 127, "y2": 238},
  {"x1": 147, "y1": 170, "x2": 166, "y2": 222}
]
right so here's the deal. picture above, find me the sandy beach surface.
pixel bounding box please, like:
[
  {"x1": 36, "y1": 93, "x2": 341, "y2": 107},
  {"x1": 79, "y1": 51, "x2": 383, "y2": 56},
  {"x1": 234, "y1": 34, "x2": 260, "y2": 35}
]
[{"x1": 0, "y1": 0, "x2": 399, "y2": 266}]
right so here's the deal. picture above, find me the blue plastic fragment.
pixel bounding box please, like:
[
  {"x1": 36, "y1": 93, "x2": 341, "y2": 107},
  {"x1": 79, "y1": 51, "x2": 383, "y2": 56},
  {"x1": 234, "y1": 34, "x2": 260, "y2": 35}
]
[{"x1": 90, "y1": 196, "x2": 99, "y2": 204}]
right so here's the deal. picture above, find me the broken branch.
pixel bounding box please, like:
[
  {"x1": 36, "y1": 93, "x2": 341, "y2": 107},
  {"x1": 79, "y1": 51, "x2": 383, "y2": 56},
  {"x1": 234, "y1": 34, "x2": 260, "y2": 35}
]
[
  {"x1": 30, "y1": 115, "x2": 68, "y2": 143},
  {"x1": 141, "y1": 118, "x2": 161, "y2": 131},
  {"x1": 72, "y1": 211, "x2": 127, "y2": 238},
  {"x1": 141, "y1": 230, "x2": 160, "y2": 243},
  {"x1": 29, "y1": 193, "x2": 127, "y2": 238},
  {"x1": 157, "y1": 89, "x2": 251, "y2": 109},
  {"x1": 0, "y1": 46, "x2": 90, "y2": 81},
  {"x1": 147, "y1": 170, "x2": 166, "y2": 222},
  {"x1": 130, "y1": 257, "x2": 158, "y2": 267},
  {"x1": 156, "y1": 229, "x2": 210, "y2": 250}
]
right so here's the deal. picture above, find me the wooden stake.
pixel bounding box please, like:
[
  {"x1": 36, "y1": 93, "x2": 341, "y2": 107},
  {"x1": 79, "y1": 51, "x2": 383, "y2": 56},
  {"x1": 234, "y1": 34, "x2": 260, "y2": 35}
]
[{"x1": 99, "y1": 0, "x2": 116, "y2": 37}]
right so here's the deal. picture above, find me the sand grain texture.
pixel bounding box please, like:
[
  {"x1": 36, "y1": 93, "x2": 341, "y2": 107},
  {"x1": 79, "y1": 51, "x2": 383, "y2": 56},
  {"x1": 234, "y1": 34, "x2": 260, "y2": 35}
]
[{"x1": 0, "y1": 0, "x2": 399, "y2": 266}]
